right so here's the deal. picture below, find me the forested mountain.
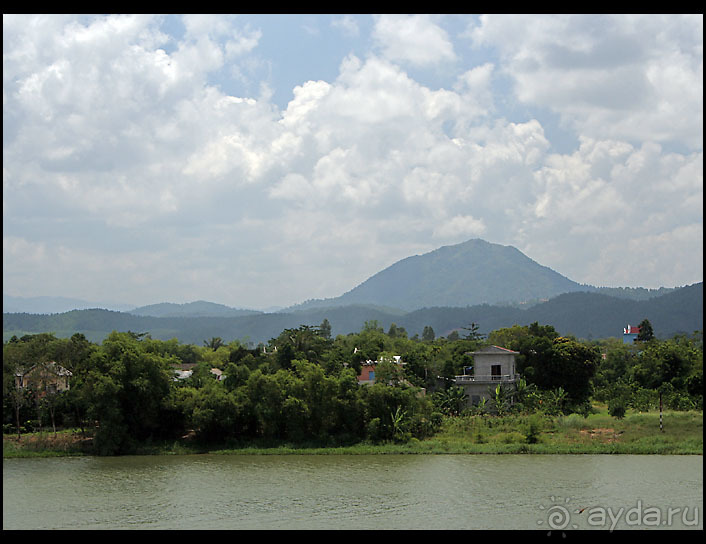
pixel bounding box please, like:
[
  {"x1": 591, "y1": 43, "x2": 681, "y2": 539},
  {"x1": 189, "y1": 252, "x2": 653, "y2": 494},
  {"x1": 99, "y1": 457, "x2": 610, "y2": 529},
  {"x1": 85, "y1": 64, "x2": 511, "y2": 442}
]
[
  {"x1": 287, "y1": 239, "x2": 589, "y2": 312},
  {"x1": 4, "y1": 283, "x2": 701, "y2": 345}
]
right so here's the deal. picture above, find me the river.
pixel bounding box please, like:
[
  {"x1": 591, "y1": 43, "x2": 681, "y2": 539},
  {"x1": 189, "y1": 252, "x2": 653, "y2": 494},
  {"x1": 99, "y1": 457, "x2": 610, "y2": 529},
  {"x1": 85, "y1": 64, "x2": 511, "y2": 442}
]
[{"x1": 3, "y1": 454, "x2": 702, "y2": 530}]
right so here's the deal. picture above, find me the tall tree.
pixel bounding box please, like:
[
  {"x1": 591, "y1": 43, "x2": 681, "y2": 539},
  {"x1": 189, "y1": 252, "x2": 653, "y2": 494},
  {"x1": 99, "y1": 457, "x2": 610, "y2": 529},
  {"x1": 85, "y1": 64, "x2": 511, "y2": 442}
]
[
  {"x1": 319, "y1": 319, "x2": 332, "y2": 340},
  {"x1": 204, "y1": 337, "x2": 224, "y2": 351},
  {"x1": 637, "y1": 319, "x2": 655, "y2": 342},
  {"x1": 462, "y1": 322, "x2": 485, "y2": 341},
  {"x1": 547, "y1": 337, "x2": 600, "y2": 405},
  {"x1": 84, "y1": 331, "x2": 175, "y2": 454}
]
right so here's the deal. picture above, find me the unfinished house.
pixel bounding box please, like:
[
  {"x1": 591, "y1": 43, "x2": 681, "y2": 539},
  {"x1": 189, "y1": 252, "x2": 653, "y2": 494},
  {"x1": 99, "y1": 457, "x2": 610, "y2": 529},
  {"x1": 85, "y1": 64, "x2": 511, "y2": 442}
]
[{"x1": 453, "y1": 345, "x2": 519, "y2": 407}]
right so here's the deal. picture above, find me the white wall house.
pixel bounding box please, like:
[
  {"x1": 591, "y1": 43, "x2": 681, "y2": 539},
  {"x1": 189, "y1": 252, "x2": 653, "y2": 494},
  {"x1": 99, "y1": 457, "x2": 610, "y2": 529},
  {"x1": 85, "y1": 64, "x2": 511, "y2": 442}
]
[{"x1": 453, "y1": 345, "x2": 519, "y2": 407}]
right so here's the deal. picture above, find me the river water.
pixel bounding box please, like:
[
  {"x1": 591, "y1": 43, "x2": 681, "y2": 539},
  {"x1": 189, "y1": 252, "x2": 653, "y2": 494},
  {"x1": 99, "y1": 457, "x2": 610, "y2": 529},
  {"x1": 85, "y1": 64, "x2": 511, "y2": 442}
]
[{"x1": 3, "y1": 454, "x2": 702, "y2": 530}]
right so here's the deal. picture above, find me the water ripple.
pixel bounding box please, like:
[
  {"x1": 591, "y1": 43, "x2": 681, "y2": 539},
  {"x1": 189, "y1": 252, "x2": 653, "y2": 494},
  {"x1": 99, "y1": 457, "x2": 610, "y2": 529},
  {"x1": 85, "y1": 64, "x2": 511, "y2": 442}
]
[{"x1": 4, "y1": 454, "x2": 702, "y2": 530}]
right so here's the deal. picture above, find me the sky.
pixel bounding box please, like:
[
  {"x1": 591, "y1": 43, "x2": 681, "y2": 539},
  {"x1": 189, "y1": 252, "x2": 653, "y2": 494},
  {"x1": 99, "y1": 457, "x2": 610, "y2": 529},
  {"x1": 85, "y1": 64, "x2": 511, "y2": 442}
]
[{"x1": 3, "y1": 14, "x2": 703, "y2": 310}]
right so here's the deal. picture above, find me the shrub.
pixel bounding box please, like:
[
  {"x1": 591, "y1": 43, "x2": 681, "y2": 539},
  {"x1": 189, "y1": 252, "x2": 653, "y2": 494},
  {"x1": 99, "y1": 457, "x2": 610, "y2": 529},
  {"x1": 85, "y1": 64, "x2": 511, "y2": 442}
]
[
  {"x1": 493, "y1": 431, "x2": 525, "y2": 444},
  {"x1": 556, "y1": 413, "x2": 587, "y2": 429},
  {"x1": 629, "y1": 387, "x2": 658, "y2": 412},
  {"x1": 366, "y1": 417, "x2": 382, "y2": 442},
  {"x1": 524, "y1": 413, "x2": 544, "y2": 444},
  {"x1": 608, "y1": 398, "x2": 627, "y2": 419}
]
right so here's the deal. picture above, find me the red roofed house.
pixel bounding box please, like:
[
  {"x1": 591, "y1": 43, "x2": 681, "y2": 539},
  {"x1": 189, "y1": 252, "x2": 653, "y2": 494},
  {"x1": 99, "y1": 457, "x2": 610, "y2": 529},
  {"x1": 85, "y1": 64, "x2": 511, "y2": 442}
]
[
  {"x1": 356, "y1": 355, "x2": 404, "y2": 386},
  {"x1": 623, "y1": 324, "x2": 641, "y2": 344},
  {"x1": 357, "y1": 361, "x2": 377, "y2": 385}
]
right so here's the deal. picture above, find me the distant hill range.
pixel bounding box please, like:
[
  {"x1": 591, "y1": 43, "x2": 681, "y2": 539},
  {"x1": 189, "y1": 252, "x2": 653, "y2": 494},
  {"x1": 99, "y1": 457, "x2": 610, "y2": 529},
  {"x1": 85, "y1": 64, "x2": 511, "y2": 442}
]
[
  {"x1": 127, "y1": 301, "x2": 260, "y2": 318},
  {"x1": 4, "y1": 239, "x2": 701, "y2": 345},
  {"x1": 3, "y1": 294, "x2": 137, "y2": 314},
  {"x1": 2, "y1": 295, "x2": 259, "y2": 318},
  {"x1": 3, "y1": 283, "x2": 701, "y2": 345}
]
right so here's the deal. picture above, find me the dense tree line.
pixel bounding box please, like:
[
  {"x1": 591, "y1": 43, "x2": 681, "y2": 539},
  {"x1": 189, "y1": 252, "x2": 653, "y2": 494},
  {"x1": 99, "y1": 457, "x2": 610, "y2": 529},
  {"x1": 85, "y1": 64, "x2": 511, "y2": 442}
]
[{"x1": 3, "y1": 319, "x2": 702, "y2": 455}]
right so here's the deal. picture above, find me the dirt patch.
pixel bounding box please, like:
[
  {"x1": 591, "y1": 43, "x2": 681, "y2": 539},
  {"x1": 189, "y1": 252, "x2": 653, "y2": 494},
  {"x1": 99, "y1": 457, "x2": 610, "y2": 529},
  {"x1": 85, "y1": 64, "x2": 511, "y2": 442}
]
[
  {"x1": 579, "y1": 428, "x2": 624, "y2": 443},
  {"x1": 4, "y1": 431, "x2": 92, "y2": 452}
]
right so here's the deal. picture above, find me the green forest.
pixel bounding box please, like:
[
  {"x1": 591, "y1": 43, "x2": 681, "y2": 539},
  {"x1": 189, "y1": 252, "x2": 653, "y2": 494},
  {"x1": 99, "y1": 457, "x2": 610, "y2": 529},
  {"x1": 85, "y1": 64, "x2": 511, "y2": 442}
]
[{"x1": 3, "y1": 319, "x2": 703, "y2": 456}]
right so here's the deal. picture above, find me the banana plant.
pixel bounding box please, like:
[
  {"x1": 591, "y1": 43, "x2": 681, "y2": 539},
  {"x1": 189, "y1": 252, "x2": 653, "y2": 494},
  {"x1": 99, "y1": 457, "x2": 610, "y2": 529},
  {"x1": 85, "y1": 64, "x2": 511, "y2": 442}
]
[
  {"x1": 433, "y1": 386, "x2": 468, "y2": 416},
  {"x1": 390, "y1": 405, "x2": 407, "y2": 440},
  {"x1": 490, "y1": 383, "x2": 512, "y2": 416}
]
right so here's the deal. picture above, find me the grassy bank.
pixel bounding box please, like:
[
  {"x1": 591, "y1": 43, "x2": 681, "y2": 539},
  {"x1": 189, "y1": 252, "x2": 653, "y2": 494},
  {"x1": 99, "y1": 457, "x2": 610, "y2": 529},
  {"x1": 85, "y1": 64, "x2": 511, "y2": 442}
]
[
  {"x1": 423, "y1": 408, "x2": 703, "y2": 455},
  {"x1": 4, "y1": 408, "x2": 702, "y2": 458},
  {"x1": 3, "y1": 429, "x2": 93, "y2": 458}
]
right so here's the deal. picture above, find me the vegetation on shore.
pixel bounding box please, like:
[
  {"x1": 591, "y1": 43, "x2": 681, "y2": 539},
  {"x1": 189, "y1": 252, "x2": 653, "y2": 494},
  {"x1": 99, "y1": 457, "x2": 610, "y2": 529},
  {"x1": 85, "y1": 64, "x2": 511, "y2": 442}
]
[
  {"x1": 4, "y1": 406, "x2": 702, "y2": 458},
  {"x1": 3, "y1": 318, "x2": 702, "y2": 457}
]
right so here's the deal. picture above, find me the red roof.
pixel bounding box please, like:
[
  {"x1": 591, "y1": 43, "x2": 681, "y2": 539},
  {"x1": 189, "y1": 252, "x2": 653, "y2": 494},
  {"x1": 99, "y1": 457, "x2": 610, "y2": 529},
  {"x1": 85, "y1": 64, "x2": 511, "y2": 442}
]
[{"x1": 624, "y1": 325, "x2": 641, "y2": 334}]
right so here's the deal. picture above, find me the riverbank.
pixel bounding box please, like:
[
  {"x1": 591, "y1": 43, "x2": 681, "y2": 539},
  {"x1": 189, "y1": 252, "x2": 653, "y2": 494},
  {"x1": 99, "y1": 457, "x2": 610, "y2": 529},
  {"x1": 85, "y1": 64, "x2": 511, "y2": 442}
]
[{"x1": 4, "y1": 408, "x2": 702, "y2": 458}]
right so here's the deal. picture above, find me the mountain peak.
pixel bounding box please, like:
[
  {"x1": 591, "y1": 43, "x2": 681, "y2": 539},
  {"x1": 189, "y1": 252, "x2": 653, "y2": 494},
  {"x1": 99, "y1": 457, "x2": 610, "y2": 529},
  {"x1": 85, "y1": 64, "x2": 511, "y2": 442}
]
[{"x1": 292, "y1": 239, "x2": 585, "y2": 312}]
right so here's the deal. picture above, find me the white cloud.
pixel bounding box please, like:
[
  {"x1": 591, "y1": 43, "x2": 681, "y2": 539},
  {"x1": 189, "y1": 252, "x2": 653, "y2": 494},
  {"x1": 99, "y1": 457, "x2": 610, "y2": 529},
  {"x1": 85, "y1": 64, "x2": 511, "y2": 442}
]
[
  {"x1": 331, "y1": 15, "x2": 359, "y2": 37},
  {"x1": 433, "y1": 215, "x2": 486, "y2": 239},
  {"x1": 522, "y1": 139, "x2": 703, "y2": 288},
  {"x1": 3, "y1": 13, "x2": 270, "y2": 230},
  {"x1": 468, "y1": 14, "x2": 703, "y2": 149},
  {"x1": 280, "y1": 80, "x2": 332, "y2": 130},
  {"x1": 373, "y1": 14, "x2": 456, "y2": 67},
  {"x1": 453, "y1": 62, "x2": 496, "y2": 118},
  {"x1": 181, "y1": 14, "x2": 261, "y2": 63}
]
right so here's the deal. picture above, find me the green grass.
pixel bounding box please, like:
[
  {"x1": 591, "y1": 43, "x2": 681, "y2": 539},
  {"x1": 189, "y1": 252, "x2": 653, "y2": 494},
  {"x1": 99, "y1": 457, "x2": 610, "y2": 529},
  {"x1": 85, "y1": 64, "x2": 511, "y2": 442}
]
[
  {"x1": 4, "y1": 408, "x2": 702, "y2": 457},
  {"x1": 188, "y1": 408, "x2": 703, "y2": 456}
]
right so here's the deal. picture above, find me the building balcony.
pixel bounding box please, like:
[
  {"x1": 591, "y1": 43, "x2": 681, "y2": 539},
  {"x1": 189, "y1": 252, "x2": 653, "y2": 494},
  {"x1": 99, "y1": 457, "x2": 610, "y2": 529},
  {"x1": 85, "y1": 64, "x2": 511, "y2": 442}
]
[{"x1": 453, "y1": 374, "x2": 517, "y2": 384}]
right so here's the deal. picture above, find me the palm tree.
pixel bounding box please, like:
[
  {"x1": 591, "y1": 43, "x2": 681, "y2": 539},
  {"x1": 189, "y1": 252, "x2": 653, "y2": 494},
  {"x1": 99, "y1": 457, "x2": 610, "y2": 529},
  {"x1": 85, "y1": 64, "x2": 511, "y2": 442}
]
[{"x1": 204, "y1": 337, "x2": 224, "y2": 351}]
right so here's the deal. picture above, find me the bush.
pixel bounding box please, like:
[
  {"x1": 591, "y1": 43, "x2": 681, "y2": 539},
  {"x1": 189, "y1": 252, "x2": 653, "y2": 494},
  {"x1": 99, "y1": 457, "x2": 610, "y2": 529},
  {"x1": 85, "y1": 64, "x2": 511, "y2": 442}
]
[
  {"x1": 523, "y1": 413, "x2": 544, "y2": 443},
  {"x1": 24, "y1": 419, "x2": 41, "y2": 432},
  {"x1": 629, "y1": 387, "x2": 658, "y2": 412},
  {"x1": 608, "y1": 398, "x2": 627, "y2": 419},
  {"x1": 666, "y1": 392, "x2": 696, "y2": 411},
  {"x1": 366, "y1": 417, "x2": 382, "y2": 442},
  {"x1": 555, "y1": 413, "x2": 588, "y2": 430},
  {"x1": 493, "y1": 431, "x2": 525, "y2": 444}
]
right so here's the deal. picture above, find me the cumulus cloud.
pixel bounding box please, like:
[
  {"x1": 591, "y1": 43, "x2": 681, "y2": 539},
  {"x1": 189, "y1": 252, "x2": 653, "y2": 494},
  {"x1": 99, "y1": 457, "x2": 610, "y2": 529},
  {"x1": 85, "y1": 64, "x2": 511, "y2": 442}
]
[
  {"x1": 522, "y1": 139, "x2": 703, "y2": 287},
  {"x1": 467, "y1": 14, "x2": 703, "y2": 149},
  {"x1": 373, "y1": 14, "x2": 456, "y2": 67},
  {"x1": 2, "y1": 14, "x2": 702, "y2": 307}
]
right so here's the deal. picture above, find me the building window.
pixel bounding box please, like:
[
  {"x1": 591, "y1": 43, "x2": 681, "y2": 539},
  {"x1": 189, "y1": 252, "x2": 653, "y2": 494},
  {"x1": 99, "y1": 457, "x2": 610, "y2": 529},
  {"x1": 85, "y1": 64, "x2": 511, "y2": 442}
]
[{"x1": 491, "y1": 365, "x2": 501, "y2": 380}]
